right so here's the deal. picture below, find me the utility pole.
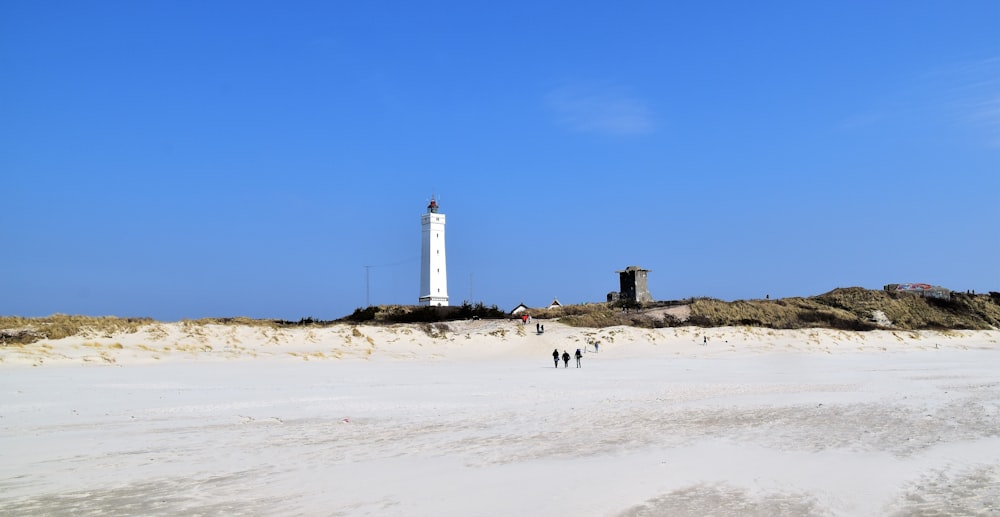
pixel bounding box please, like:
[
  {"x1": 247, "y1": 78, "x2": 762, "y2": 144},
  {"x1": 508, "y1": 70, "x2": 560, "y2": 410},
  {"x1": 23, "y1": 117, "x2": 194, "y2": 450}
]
[{"x1": 365, "y1": 265, "x2": 371, "y2": 307}]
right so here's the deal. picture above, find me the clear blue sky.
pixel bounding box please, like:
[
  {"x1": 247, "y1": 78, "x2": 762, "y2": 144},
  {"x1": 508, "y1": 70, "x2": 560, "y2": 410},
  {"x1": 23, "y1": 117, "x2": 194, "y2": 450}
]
[{"x1": 3, "y1": 1, "x2": 998, "y2": 321}]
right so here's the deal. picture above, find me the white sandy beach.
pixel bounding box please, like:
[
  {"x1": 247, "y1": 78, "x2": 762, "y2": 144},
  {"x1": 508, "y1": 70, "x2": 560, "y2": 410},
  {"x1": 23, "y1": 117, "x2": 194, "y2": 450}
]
[{"x1": 2, "y1": 320, "x2": 999, "y2": 515}]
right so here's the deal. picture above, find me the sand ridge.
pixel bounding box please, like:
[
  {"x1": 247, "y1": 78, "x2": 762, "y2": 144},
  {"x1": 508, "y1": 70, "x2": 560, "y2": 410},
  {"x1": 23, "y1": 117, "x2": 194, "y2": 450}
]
[{"x1": 2, "y1": 320, "x2": 997, "y2": 366}]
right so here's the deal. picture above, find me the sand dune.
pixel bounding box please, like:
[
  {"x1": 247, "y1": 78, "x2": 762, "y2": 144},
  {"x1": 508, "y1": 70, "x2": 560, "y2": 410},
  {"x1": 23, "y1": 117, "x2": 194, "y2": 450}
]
[
  {"x1": 2, "y1": 319, "x2": 996, "y2": 366},
  {"x1": 1, "y1": 321, "x2": 998, "y2": 515}
]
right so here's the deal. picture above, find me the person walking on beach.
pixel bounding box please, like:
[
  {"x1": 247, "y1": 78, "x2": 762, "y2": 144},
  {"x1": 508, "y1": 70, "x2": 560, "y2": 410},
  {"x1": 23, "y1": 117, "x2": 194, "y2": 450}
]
[
  {"x1": 561, "y1": 350, "x2": 570, "y2": 368},
  {"x1": 552, "y1": 348, "x2": 560, "y2": 368},
  {"x1": 575, "y1": 348, "x2": 582, "y2": 368},
  {"x1": 594, "y1": 341, "x2": 599, "y2": 353}
]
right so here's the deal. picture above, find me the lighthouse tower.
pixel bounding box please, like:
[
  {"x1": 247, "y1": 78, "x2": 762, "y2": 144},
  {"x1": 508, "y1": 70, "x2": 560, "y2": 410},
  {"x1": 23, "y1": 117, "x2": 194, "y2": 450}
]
[{"x1": 419, "y1": 197, "x2": 449, "y2": 306}]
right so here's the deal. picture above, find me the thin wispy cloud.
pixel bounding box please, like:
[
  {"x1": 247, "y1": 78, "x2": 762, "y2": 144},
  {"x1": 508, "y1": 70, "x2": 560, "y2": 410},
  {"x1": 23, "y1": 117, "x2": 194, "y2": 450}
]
[
  {"x1": 836, "y1": 56, "x2": 1000, "y2": 146},
  {"x1": 954, "y1": 57, "x2": 1000, "y2": 147},
  {"x1": 968, "y1": 96, "x2": 1000, "y2": 147},
  {"x1": 546, "y1": 84, "x2": 655, "y2": 136},
  {"x1": 930, "y1": 56, "x2": 1000, "y2": 146}
]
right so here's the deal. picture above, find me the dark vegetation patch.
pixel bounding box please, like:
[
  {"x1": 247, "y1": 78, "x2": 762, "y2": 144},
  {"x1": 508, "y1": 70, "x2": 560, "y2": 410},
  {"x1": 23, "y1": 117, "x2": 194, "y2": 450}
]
[{"x1": 340, "y1": 302, "x2": 507, "y2": 324}]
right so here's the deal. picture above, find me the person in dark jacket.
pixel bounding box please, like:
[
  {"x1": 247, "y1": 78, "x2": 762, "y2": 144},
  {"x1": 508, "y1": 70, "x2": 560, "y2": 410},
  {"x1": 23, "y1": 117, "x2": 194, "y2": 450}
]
[
  {"x1": 575, "y1": 348, "x2": 582, "y2": 368},
  {"x1": 552, "y1": 348, "x2": 559, "y2": 368},
  {"x1": 561, "y1": 350, "x2": 571, "y2": 368}
]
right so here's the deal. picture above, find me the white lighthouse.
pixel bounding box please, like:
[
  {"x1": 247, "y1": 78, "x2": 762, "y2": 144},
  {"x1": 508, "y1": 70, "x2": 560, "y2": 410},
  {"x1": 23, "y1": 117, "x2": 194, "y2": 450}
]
[{"x1": 419, "y1": 197, "x2": 449, "y2": 306}]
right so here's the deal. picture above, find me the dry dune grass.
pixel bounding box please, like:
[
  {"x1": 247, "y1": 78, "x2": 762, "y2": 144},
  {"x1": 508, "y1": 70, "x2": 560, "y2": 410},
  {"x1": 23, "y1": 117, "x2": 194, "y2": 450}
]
[
  {"x1": 534, "y1": 288, "x2": 1000, "y2": 331},
  {"x1": 0, "y1": 316, "x2": 311, "y2": 346},
  {"x1": 689, "y1": 298, "x2": 869, "y2": 330},
  {"x1": 185, "y1": 317, "x2": 279, "y2": 328},
  {"x1": 0, "y1": 314, "x2": 153, "y2": 344},
  {"x1": 0, "y1": 315, "x2": 280, "y2": 346},
  {"x1": 687, "y1": 288, "x2": 1000, "y2": 330}
]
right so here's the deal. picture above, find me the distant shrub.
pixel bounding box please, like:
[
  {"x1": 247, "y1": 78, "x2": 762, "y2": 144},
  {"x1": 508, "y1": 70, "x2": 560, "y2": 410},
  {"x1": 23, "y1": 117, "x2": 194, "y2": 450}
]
[
  {"x1": 454, "y1": 301, "x2": 507, "y2": 320},
  {"x1": 273, "y1": 316, "x2": 337, "y2": 326},
  {"x1": 685, "y1": 313, "x2": 715, "y2": 327},
  {"x1": 338, "y1": 301, "x2": 506, "y2": 325},
  {"x1": 343, "y1": 306, "x2": 379, "y2": 323},
  {"x1": 395, "y1": 306, "x2": 451, "y2": 323},
  {"x1": 658, "y1": 314, "x2": 684, "y2": 328}
]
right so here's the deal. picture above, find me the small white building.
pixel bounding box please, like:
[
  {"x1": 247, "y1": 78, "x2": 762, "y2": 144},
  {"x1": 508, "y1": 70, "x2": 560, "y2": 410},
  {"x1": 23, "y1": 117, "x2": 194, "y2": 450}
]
[
  {"x1": 510, "y1": 302, "x2": 530, "y2": 315},
  {"x1": 511, "y1": 299, "x2": 561, "y2": 314}
]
